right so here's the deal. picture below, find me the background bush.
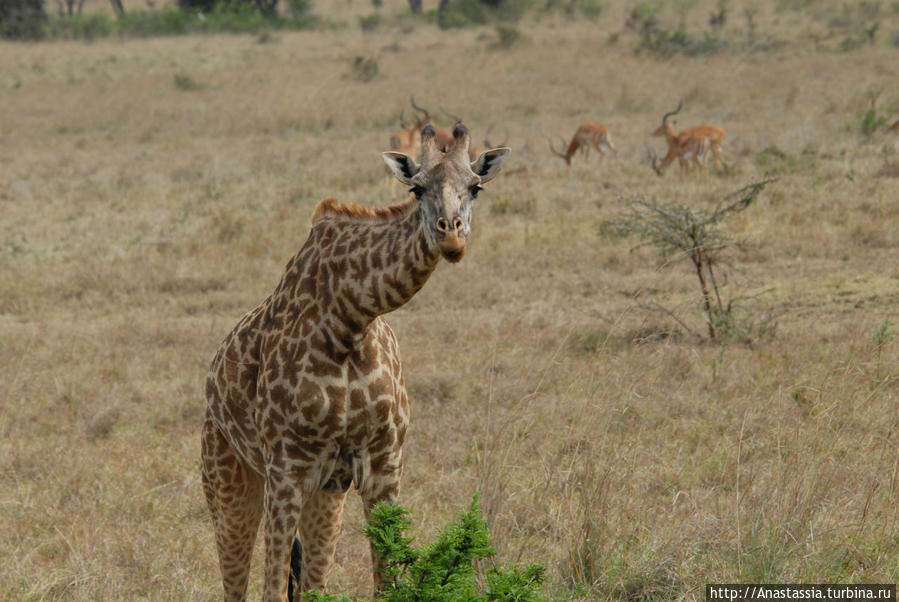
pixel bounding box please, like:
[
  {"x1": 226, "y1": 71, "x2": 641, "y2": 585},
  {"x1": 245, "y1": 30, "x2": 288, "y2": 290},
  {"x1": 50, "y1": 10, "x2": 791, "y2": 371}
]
[{"x1": 0, "y1": 0, "x2": 47, "y2": 40}]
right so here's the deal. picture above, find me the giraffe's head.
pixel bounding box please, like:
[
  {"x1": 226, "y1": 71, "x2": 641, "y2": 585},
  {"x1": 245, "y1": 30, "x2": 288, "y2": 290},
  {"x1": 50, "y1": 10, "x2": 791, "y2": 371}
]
[{"x1": 382, "y1": 123, "x2": 510, "y2": 263}]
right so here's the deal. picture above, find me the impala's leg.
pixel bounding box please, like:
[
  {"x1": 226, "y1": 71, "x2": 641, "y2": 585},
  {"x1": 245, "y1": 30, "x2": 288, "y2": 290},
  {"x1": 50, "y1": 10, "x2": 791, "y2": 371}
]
[
  {"x1": 712, "y1": 142, "x2": 723, "y2": 170},
  {"x1": 692, "y1": 149, "x2": 704, "y2": 177},
  {"x1": 262, "y1": 472, "x2": 305, "y2": 602},
  {"x1": 202, "y1": 411, "x2": 264, "y2": 602},
  {"x1": 296, "y1": 489, "x2": 348, "y2": 592}
]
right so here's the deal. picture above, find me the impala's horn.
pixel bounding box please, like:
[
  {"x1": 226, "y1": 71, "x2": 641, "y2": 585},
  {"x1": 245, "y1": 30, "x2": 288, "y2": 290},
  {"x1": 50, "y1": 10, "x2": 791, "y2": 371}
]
[
  {"x1": 548, "y1": 136, "x2": 567, "y2": 160},
  {"x1": 485, "y1": 125, "x2": 510, "y2": 149},
  {"x1": 441, "y1": 107, "x2": 463, "y2": 125},
  {"x1": 410, "y1": 95, "x2": 430, "y2": 120},
  {"x1": 661, "y1": 100, "x2": 683, "y2": 127}
]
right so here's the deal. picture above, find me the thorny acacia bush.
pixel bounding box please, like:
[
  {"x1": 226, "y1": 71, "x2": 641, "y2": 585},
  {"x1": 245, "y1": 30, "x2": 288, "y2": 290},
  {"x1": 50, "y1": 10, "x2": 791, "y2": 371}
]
[{"x1": 610, "y1": 179, "x2": 777, "y2": 342}]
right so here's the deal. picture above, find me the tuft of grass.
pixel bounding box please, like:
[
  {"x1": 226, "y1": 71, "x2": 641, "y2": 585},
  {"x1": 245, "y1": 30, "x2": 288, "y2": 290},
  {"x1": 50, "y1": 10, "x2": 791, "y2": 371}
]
[
  {"x1": 350, "y1": 56, "x2": 379, "y2": 82},
  {"x1": 755, "y1": 146, "x2": 819, "y2": 174},
  {"x1": 489, "y1": 196, "x2": 535, "y2": 216},
  {"x1": 492, "y1": 23, "x2": 521, "y2": 49},
  {"x1": 173, "y1": 72, "x2": 201, "y2": 91},
  {"x1": 358, "y1": 13, "x2": 382, "y2": 32}
]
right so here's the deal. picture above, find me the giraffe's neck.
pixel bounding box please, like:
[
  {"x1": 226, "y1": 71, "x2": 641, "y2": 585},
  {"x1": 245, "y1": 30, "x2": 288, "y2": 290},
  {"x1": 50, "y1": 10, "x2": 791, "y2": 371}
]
[{"x1": 273, "y1": 199, "x2": 441, "y2": 354}]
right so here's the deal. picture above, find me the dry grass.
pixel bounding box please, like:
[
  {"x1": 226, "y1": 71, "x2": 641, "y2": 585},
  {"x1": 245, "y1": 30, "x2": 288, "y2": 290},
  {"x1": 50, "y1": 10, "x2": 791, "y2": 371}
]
[{"x1": 2, "y1": 1, "x2": 899, "y2": 600}]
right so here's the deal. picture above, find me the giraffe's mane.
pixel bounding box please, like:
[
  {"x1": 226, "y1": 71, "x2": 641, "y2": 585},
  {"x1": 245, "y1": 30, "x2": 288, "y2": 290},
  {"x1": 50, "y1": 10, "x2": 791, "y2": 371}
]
[{"x1": 311, "y1": 196, "x2": 417, "y2": 225}]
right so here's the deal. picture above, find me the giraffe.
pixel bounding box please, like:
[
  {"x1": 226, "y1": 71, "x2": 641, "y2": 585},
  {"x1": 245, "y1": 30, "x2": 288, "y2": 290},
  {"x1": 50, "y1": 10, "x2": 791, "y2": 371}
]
[{"x1": 201, "y1": 123, "x2": 510, "y2": 602}]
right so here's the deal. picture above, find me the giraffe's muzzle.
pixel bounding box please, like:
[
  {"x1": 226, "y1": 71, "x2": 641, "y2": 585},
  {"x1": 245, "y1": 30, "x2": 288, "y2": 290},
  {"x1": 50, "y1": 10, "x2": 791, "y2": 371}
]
[{"x1": 435, "y1": 216, "x2": 467, "y2": 263}]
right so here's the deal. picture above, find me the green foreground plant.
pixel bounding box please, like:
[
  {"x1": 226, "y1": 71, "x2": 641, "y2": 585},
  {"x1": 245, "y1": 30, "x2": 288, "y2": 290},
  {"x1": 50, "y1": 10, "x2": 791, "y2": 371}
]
[{"x1": 304, "y1": 496, "x2": 548, "y2": 602}]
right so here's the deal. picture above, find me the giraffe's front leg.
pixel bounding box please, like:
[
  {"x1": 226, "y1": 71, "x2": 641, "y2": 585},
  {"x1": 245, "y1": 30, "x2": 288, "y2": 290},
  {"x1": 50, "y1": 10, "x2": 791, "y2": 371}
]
[
  {"x1": 360, "y1": 451, "x2": 403, "y2": 595},
  {"x1": 262, "y1": 470, "x2": 304, "y2": 602},
  {"x1": 297, "y1": 489, "x2": 348, "y2": 593}
]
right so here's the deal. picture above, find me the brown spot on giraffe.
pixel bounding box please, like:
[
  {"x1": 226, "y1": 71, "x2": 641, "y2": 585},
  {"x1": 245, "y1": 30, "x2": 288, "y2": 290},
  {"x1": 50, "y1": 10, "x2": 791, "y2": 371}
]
[{"x1": 201, "y1": 123, "x2": 510, "y2": 601}]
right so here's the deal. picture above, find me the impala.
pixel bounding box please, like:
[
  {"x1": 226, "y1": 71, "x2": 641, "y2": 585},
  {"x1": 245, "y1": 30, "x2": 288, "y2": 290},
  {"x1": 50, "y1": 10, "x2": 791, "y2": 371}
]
[
  {"x1": 387, "y1": 97, "x2": 454, "y2": 157},
  {"x1": 651, "y1": 101, "x2": 726, "y2": 178},
  {"x1": 549, "y1": 122, "x2": 618, "y2": 165}
]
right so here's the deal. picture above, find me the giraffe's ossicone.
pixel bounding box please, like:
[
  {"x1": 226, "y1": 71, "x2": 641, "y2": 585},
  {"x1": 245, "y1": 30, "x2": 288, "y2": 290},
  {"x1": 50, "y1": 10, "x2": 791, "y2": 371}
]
[{"x1": 201, "y1": 124, "x2": 510, "y2": 601}]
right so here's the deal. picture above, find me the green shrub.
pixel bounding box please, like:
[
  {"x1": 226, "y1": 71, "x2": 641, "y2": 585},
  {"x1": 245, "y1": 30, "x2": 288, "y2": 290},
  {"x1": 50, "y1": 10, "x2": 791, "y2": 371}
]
[
  {"x1": 177, "y1": 0, "x2": 221, "y2": 14},
  {"x1": 45, "y1": 12, "x2": 113, "y2": 40},
  {"x1": 845, "y1": 88, "x2": 890, "y2": 139},
  {"x1": 754, "y1": 146, "x2": 818, "y2": 175},
  {"x1": 636, "y1": 26, "x2": 728, "y2": 58},
  {"x1": 630, "y1": 1, "x2": 658, "y2": 19},
  {"x1": 0, "y1": 0, "x2": 47, "y2": 40},
  {"x1": 493, "y1": 23, "x2": 520, "y2": 48},
  {"x1": 173, "y1": 72, "x2": 202, "y2": 91},
  {"x1": 288, "y1": 0, "x2": 312, "y2": 18},
  {"x1": 359, "y1": 13, "x2": 381, "y2": 32},
  {"x1": 437, "y1": 0, "x2": 486, "y2": 29},
  {"x1": 304, "y1": 496, "x2": 549, "y2": 602},
  {"x1": 351, "y1": 56, "x2": 379, "y2": 82},
  {"x1": 579, "y1": 0, "x2": 605, "y2": 19},
  {"x1": 855, "y1": 106, "x2": 889, "y2": 137},
  {"x1": 116, "y1": 7, "x2": 193, "y2": 36},
  {"x1": 437, "y1": 0, "x2": 532, "y2": 29}
]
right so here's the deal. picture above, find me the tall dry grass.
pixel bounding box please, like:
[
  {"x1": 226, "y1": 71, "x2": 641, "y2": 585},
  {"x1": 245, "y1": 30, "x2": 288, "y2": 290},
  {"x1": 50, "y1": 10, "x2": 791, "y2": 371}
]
[{"x1": 2, "y1": 1, "x2": 898, "y2": 599}]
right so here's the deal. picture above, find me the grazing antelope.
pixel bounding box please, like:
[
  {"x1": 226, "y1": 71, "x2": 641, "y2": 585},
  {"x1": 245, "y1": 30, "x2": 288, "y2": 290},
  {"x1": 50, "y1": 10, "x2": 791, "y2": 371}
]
[
  {"x1": 202, "y1": 123, "x2": 510, "y2": 602},
  {"x1": 387, "y1": 97, "x2": 454, "y2": 157},
  {"x1": 410, "y1": 96, "x2": 454, "y2": 150},
  {"x1": 651, "y1": 101, "x2": 726, "y2": 178},
  {"x1": 549, "y1": 122, "x2": 618, "y2": 165},
  {"x1": 649, "y1": 135, "x2": 710, "y2": 179}
]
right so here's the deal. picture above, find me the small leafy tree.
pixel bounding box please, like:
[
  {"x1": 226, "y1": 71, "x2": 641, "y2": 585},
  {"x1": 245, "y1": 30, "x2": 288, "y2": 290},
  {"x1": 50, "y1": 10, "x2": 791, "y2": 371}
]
[
  {"x1": 304, "y1": 495, "x2": 548, "y2": 602},
  {"x1": 612, "y1": 179, "x2": 776, "y2": 341}
]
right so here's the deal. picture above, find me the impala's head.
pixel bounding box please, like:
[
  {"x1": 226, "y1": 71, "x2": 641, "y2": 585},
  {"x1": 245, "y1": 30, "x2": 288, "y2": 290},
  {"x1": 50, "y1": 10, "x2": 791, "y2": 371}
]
[
  {"x1": 383, "y1": 123, "x2": 510, "y2": 263},
  {"x1": 652, "y1": 101, "x2": 683, "y2": 137}
]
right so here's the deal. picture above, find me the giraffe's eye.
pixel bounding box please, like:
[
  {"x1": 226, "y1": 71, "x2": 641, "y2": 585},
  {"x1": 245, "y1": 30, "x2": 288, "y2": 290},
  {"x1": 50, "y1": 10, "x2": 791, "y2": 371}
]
[
  {"x1": 410, "y1": 186, "x2": 424, "y2": 199},
  {"x1": 469, "y1": 185, "x2": 483, "y2": 198}
]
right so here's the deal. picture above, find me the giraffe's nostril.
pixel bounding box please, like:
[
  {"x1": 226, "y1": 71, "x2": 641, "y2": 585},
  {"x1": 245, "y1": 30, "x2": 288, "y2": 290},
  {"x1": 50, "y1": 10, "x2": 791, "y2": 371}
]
[
  {"x1": 452, "y1": 216, "x2": 464, "y2": 231},
  {"x1": 436, "y1": 217, "x2": 449, "y2": 232}
]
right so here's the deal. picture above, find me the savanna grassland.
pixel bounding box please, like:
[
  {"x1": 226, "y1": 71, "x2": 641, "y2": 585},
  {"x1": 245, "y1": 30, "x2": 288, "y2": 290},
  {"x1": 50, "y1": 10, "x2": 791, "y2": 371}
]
[{"x1": 2, "y1": 0, "x2": 899, "y2": 599}]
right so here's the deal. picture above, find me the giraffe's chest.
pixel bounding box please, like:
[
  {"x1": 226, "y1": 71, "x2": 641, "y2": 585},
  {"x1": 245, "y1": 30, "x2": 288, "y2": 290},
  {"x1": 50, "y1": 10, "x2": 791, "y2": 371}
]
[{"x1": 248, "y1": 325, "x2": 407, "y2": 491}]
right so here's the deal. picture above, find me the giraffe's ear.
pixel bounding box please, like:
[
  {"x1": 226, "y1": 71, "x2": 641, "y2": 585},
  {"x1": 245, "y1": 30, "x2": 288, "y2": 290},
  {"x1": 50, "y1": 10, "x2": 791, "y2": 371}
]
[
  {"x1": 382, "y1": 151, "x2": 420, "y2": 186},
  {"x1": 471, "y1": 147, "x2": 510, "y2": 184}
]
